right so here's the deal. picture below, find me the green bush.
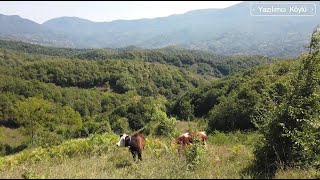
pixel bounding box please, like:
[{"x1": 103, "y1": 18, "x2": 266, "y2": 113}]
[
  {"x1": 0, "y1": 133, "x2": 119, "y2": 170},
  {"x1": 253, "y1": 30, "x2": 320, "y2": 175},
  {"x1": 144, "y1": 105, "x2": 177, "y2": 137},
  {"x1": 207, "y1": 88, "x2": 258, "y2": 132},
  {"x1": 155, "y1": 117, "x2": 177, "y2": 137},
  {"x1": 185, "y1": 136, "x2": 206, "y2": 171}
]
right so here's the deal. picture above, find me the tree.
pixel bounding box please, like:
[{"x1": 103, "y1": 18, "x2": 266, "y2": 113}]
[
  {"x1": 253, "y1": 26, "x2": 320, "y2": 175},
  {"x1": 13, "y1": 97, "x2": 82, "y2": 146},
  {"x1": 177, "y1": 99, "x2": 194, "y2": 121},
  {"x1": 111, "y1": 117, "x2": 130, "y2": 134}
]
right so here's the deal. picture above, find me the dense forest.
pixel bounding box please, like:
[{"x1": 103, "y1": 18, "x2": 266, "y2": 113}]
[
  {"x1": 171, "y1": 60, "x2": 298, "y2": 130},
  {"x1": 0, "y1": 30, "x2": 319, "y2": 178},
  {"x1": 0, "y1": 40, "x2": 276, "y2": 77},
  {"x1": 0, "y1": 39, "x2": 279, "y2": 149}
]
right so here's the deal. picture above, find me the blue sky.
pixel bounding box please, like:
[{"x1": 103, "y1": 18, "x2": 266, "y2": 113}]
[{"x1": 0, "y1": 1, "x2": 242, "y2": 24}]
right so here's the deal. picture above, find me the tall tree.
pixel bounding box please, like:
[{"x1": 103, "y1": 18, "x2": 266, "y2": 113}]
[{"x1": 254, "y1": 25, "x2": 320, "y2": 175}]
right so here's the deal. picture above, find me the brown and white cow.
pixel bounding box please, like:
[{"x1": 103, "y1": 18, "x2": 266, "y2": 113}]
[
  {"x1": 116, "y1": 133, "x2": 146, "y2": 161},
  {"x1": 175, "y1": 131, "x2": 207, "y2": 146}
]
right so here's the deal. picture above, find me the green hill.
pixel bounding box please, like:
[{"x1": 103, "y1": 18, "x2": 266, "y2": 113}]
[{"x1": 0, "y1": 39, "x2": 276, "y2": 78}]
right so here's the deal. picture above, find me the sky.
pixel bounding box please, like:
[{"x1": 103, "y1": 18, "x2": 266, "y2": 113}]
[{"x1": 0, "y1": 1, "x2": 242, "y2": 24}]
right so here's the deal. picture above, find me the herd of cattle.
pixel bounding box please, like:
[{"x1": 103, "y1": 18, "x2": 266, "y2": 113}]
[{"x1": 116, "y1": 131, "x2": 207, "y2": 161}]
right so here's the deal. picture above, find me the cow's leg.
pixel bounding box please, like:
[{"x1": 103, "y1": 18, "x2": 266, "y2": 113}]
[
  {"x1": 131, "y1": 150, "x2": 137, "y2": 161},
  {"x1": 137, "y1": 150, "x2": 143, "y2": 161}
]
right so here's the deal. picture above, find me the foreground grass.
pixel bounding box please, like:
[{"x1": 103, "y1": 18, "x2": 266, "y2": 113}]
[
  {"x1": 0, "y1": 132, "x2": 318, "y2": 179},
  {"x1": 0, "y1": 142, "x2": 252, "y2": 178}
]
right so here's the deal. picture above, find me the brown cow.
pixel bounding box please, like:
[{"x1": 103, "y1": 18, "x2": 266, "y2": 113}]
[
  {"x1": 116, "y1": 133, "x2": 146, "y2": 161},
  {"x1": 176, "y1": 131, "x2": 207, "y2": 146}
]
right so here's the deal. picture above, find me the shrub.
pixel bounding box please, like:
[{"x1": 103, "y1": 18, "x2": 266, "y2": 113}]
[
  {"x1": 185, "y1": 136, "x2": 206, "y2": 171},
  {"x1": 145, "y1": 105, "x2": 177, "y2": 137},
  {"x1": 0, "y1": 133, "x2": 119, "y2": 170},
  {"x1": 155, "y1": 117, "x2": 177, "y2": 137},
  {"x1": 253, "y1": 29, "x2": 320, "y2": 175},
  {"x1": 111, "y1": 117, "x2": 130, "y2": 134},
  {"x1": 13, "y1": 97, "x2": 82, "y2": 146}
]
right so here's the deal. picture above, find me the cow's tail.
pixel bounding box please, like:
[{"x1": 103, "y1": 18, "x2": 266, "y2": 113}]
[{"x1": 131, "y1": 126, "x2": 146, "y2": 136}]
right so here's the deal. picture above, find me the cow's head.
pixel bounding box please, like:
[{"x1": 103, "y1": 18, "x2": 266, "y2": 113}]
[{"x1": 116, "y1": 133, "x2": 128, "y2": 147}]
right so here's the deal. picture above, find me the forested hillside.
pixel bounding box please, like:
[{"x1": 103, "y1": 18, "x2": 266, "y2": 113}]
[
  {"x1": 171, "y1": 60, "x2": 298, "y2": 130},
  {"x1": 0, "y1": 40, "x2": 279, "y2": 152},
  {"x1": 0, "y1": 40, "x2": 275, "y2": 78}
]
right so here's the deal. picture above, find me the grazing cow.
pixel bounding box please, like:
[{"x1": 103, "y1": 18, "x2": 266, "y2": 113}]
[
  {"x1": 175, "y1": 132, "x2": 192, "y2": 145},
  {"x1": 176, "y1": 131, "x2": 207, "y2": 146},
  {"x1": 116, "y1": 133, "x2": 146, "y2": 161}
]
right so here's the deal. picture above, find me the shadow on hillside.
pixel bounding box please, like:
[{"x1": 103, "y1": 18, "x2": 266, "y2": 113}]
[
  {"x1": 241, "y1": 162, "x2": 277, "y2": 179},
  {"x1": 0, "y1": 120, "x2": 19, "y2": 128},
  {"x1": 0, "y1": 143, "x2": 28, "y2": 157}
]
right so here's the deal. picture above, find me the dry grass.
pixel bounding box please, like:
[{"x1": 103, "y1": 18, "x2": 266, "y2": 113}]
[
  {"x1": 0, "y1": 133, "x2": 256, "y2": 179},
  {"x1": 274, "y1": 167, "x2": 320, "y2": 179},
  {"x1": 0, "y1": 143, "x2": 252, "y2": 179},
  {"x1": 175, "y1": 120, "x2": 207, "y2": 133},
  {"x1": 0, "y1": 132, "x2": 318, "y2": 179},
  {"x1": 0, "y1": 127, "x2": 26, "y2": 146}
]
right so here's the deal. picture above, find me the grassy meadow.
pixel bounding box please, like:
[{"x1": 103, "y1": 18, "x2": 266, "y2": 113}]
[{"x1": 0, "y1": 125, "x2": 318, "y2": 179}]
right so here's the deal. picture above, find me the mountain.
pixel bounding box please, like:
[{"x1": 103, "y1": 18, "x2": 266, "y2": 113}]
[
  {"x1": 0, "y1": 14, "x2": 73, "y2": 47},
  {"x1": 1, "y1": 1, "x2": 320, "y2": 57}
]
